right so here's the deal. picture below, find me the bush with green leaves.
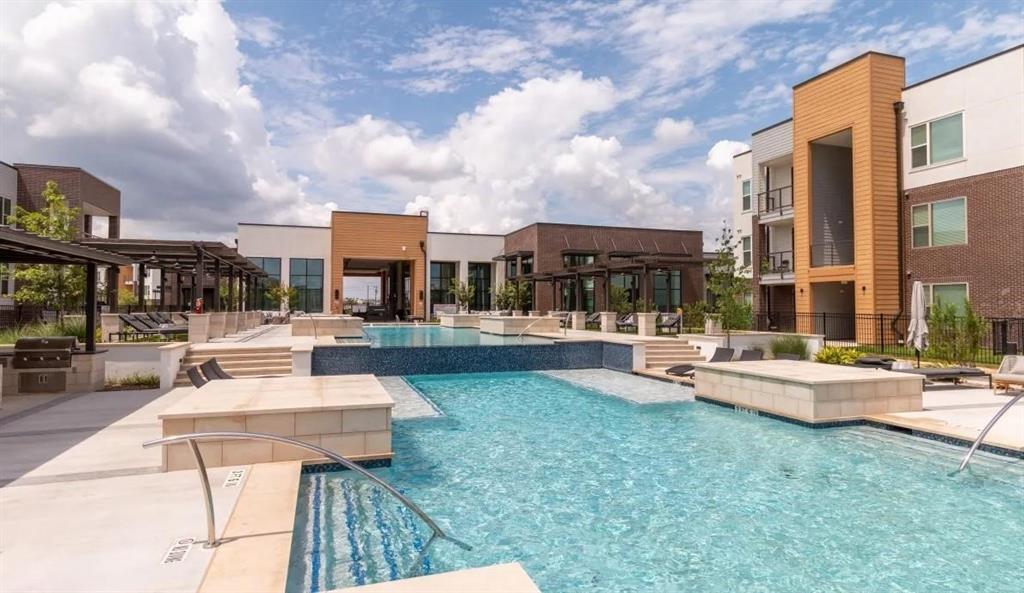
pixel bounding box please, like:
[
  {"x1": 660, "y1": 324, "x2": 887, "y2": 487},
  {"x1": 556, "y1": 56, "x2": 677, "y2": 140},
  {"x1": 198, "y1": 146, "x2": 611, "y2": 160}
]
[
  {"x1": 681, "y1": 300, "x2": 709, "y2": 331},
  {"x1": 769, "y1": 335, "x2": 809, "y2": 360},
  {"x1": 106, "y1": 372, "x2": 160, "y2": 390},
  {"x1": 0, "y1": 317, "x2": 93, "y2": 345},
  {"x1": 814, "y1": 346, "x2": 862, "y2": 365},
  {"x1": 927, "y1": 299, "x2": 985, "y2": 366},
  {"x1": 608, "y1": 285, "x2": 631, "y2": 314}
]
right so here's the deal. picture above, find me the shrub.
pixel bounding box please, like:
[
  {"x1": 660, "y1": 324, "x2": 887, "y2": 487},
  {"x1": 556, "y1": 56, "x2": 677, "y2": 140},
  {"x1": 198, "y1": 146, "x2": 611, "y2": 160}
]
[
  {"x1": 928, "y1": 299, "x2": 986, "y2": 366},
  {"x1": 0, "y1": 317, "x2": 93, "y2": 344},
  {"x1": 814, "y1": 346, "x2": 862, "y2": 365},
  {"x1": 681, "y1": 301, "x2": 709, "y2": 331},
  {"x1": 105, "y1": 372, "x2": 160, "y2": 390},
  {"x1": 770, "y1": 335, "x2": 809, "y2": 360}
]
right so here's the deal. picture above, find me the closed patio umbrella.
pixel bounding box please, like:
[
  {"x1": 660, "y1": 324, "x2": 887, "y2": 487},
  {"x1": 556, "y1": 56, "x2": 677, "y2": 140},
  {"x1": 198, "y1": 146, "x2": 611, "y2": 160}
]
[{"x1": 906, "y1": 280, "x2": 929, "y2": 368}]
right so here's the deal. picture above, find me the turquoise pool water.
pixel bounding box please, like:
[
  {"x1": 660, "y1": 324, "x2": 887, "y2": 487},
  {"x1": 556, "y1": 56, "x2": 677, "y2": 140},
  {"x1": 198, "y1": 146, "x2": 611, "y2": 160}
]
[
  {"x1": 347, "y1": 326, "x2": 551, "y2": 347},
  {"x1": 288, "y1": 372, "x2": 1024, "y2": 593}
]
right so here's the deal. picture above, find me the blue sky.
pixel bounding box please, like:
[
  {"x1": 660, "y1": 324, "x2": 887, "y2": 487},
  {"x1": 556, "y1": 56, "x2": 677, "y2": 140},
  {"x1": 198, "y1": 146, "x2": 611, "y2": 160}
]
[{"x1": 2, "y1": 1, "x2": 1021, "y2": 243}]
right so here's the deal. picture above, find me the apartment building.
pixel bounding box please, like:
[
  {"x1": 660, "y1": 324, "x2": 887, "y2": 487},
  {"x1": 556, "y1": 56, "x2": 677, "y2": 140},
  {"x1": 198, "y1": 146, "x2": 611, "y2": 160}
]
[
  {"x1": 732, "y1": 44, "x2": 1023, "y2": 337},
  {"x1": 731, "y1": 149, "x2": 754, "y2": 305}
]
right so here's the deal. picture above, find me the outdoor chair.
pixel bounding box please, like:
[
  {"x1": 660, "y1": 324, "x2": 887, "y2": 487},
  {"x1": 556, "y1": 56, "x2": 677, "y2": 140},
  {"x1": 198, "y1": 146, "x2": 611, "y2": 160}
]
[
  {"x1": 738, "y1": 349, "x2": 764, "y2": 361},
  {"x1": 895, "y1": 366, "x2": 992, "y2": 388},
  {"x1": 585, "y1": 312, "x2": 601, "y2": 329},
  {"x1": 853, "y1": 356, "x2": 895, "y2": 370},
  {"x1": 117, "y1": 314, "x2": 184, "y2": 340},
  {"x1": 132, "y1": 313, "x2": 186, "y2": 332},
  {"x1": 657, "y1": 313, "x2": 681, "y2": 334},
  {"x1": 200, "y1": 358, "x2": 234, "y2": 381},
  {"x1": 616, "y1": 313, "x2": 637, "y2": 332},
  {"x1": 147, "y1": 311, "x2": 174, "y2": 325},
  {"x1": 665, "y1": 347, "x2": 735, "y2": 377},
  {"x1": 187, "y1": 366, "x2": 208, "y2": 388},
  {"x1": 773, "y1": 353, "x2": 802, "y2": 361},
  {"x1": 994, "y1": 355, "x2": 1024, "y2": 392}
]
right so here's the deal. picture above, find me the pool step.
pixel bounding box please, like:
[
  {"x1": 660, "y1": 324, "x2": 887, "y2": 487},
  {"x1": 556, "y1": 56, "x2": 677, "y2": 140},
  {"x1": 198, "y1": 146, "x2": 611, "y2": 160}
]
[
  {"x1": 644, "y1": 342, "x2": 704, "y2": 371},
  {"x1": 174, "y1": 345, "x2": 293, "y2": 386}
]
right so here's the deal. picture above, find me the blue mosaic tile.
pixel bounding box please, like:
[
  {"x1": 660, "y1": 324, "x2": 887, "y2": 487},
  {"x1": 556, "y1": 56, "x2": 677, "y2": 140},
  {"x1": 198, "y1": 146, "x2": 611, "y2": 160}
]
[
  {"x1": 601, "y1": 342, "x2": 634, "y2": 372},
  {"x1": 301, "y1": 458, "x2": 393, "y2": 474}
]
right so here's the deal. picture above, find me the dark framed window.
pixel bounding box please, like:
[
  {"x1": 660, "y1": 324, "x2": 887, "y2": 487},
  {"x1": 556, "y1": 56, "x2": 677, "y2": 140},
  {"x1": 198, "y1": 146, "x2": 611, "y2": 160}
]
[
  {"x1": 430, "y1": 262, "x2": 457, "y2": 307},
  {"x1": 1, "y1": 197, "x2": 12, "y2": 226},
  {"x1": 611, "y1": 273, "x2": 638, "y2": 308},
  {"x1": 653, "y1": 271, "x2": 682, "y2": 312},
  {"x1": 248, "y1": 257, "x2": 281, "y2": 310},
  {"x1": 289, "y1": 258, "x2": 323, "y2": 313},
  {"x1": 562, "y1": 254, "x2": 595, "y2": 268},
  {"x1": 505, "y1": 259, "x2": 517, "y2": 279},
  {"x1": 520, "y1": 256, "x2": 533, "y2": 275},
  {"x1": 468, "y1": 263, "x2": 491, "y2": 310}
]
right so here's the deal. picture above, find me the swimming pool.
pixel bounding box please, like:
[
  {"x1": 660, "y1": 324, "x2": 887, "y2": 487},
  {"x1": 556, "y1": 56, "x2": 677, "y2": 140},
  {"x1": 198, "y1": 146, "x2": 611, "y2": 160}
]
[
  {"x1": 287, "y1": 372, "x2": 1023, "y2": 592},
  {"x1": 341, "y1": 326, "x2": 552, "y2": 347}
]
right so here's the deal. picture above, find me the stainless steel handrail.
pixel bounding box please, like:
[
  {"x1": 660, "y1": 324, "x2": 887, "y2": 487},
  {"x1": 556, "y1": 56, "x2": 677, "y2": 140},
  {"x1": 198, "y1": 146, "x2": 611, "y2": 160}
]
[
  {"x1": 143, "y1": 431, "x2": 471, "y2": 575},
  {"x1": 956, "y1": 390, "x2": 1023, "y2": 473},
  {"x1": 516, "y1": 314, "x2": 566, "y2": 340}
]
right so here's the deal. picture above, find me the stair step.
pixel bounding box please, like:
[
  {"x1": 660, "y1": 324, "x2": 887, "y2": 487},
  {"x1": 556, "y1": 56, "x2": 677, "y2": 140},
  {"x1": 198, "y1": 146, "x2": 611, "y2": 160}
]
[
  {"x1": 646, "y1": 355, "x2": 704, "y2": 362},
  {"x1": 184, "y1": 351, "x2": 291, "y2": 363}
]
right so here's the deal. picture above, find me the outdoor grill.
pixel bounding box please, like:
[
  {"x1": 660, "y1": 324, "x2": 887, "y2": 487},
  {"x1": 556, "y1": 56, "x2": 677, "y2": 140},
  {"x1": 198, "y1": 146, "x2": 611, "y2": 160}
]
[{"x1": 11, "y1": 337, "x2": 78, "y2": 392}]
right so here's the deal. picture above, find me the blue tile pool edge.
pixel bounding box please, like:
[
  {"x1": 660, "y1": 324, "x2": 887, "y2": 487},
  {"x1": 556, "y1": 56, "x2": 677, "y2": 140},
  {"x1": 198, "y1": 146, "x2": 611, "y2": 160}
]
[{"x1": 695, "y1": 395, "x2": 1024, "y2": 460}]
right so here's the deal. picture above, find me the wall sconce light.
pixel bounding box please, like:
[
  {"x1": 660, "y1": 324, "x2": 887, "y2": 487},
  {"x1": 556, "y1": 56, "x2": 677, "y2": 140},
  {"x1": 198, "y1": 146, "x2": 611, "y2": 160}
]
[
  {"x1": 799, "y1": 287, "x2": 804, "y2": 294},
  {"x1": 862, "y1": 286, "x2": 867, "y2": 293}
]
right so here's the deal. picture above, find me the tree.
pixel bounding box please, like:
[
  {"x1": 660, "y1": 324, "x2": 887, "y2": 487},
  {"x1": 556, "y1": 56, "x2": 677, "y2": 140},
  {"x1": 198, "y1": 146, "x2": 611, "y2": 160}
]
[
  {"x1": 7, "y1": 181, "x2": 85, "y2": 316},
  {"x1": 117, "y1": 287, "x2": 139, "y2": 308},
  {"x1": 448, "y1": 279, "x2": 476, "y2": 312},
  {"x1": 609, "y1": 285, "x2": 632, "y2": 314},
  {"x1": 495, "y1": 281, "x2": 529, "y2": 313},
  {"x1": 265, "y1": 282, "x2": 297, "y2": 311},
  {"x1": 706, "y1": 222, "x2": 752, "y2": 346}
]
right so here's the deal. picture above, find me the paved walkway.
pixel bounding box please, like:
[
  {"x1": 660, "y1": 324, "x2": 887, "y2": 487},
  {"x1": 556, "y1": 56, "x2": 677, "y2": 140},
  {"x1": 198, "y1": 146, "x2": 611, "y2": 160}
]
[{"x1": 541, "y1": 369, "x2": 695, "y2": 404}]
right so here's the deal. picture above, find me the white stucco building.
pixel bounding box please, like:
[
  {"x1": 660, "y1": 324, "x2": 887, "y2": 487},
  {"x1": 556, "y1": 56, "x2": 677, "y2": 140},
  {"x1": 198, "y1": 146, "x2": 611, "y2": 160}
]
[
  {"x1": 731, "y1": 149, "x2": 753, "y2": 303},
  {"x1": 236, "y1": 223, "x2": 332, "y2": 313},
  {"x1": 425, "y1": 232, "x2": 505, "y2": 316}
]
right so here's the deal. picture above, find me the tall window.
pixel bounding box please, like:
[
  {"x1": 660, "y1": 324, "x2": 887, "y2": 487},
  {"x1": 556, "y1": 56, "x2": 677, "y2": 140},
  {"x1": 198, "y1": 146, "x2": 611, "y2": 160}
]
[
  {"x1": 911, "y1": 112, "x2": 963, "y2": 168},
  {"x1": 505, "y1": 258, "x2": 517, "y2": 279},
  {"x1": 468, "y1": 263, "x2": 491, "y2": 310},
  {"x1": 248, "y1": 257, "x2": 281, "y2": 310},
  {"x1": 741, "y1": 236, "x2": 752, "y2": 267},
  {"x1": 289, "y1": 258, "x2": 323, "y2": 313},
  {"x1": 520, "y1": 256, "x2": 533, "y2": 275},
  {"x1": 912, "y1": 197, "x2": 966, "y2": 248},
  {"x1": 430, "y1": 262, "x2": 457, "y2": 307},
  {"x1": 653, "y1": 271, "x2": 682, "y2": 312},
  {"x1": 0, "y1": 197, "x2": 12, "y2": 226},
  {"x1": 562, "y1": 253, "x2": 595, "y2": 268},
  {"x1": 925, "y1": 283, "x2": 968, "y2": 314},
  {"x1": 741, "y1": 179, "x2": 751, "y2": 212},
  {"x1": 611, "y1": 273, "x2": 637, "y2": 307}
]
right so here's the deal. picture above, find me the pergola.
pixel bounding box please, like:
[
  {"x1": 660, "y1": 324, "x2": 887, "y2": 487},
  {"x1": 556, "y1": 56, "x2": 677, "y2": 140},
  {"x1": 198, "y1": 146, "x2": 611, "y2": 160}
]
[
  {"x1": 0, "y1": 226, "x2": 133, "y2": 352},
  {"x1": 80, "y1": 238, "x2": 267, "y2": 312}
]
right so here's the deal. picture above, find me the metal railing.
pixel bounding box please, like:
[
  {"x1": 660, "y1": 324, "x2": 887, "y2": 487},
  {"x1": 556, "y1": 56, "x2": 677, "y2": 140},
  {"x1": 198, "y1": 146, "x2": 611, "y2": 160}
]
[
  {"x1": 143, "y1": 431, "x2": 471, "y2": 577},
  {"x1": 760, "y1": 250, "x2": 794, "y2": 276},
  {"x1": 516, "y1": 314, "x2": 566, "y2": 340},
  {"x1": 810, "y1": 240, "x2": 854, "y2": 267},
  {"x1": 956, "y1": 390, "x2": 1023, "y2": 472},
  {"x1": 757, "y1": 185, "x2": 793, "y2": 217}
]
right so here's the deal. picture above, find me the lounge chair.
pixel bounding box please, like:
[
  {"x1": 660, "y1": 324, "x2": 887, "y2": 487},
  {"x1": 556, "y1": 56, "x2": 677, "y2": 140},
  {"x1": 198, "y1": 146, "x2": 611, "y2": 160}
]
[
  {"x1": 994, "y1": 355, "x2": 1024, "y2": 392},
  {"x1": 738, "y1": 349, "x2": 764, "y2": 361},
  {"x1": 200, "y1": 358, "x2": 234, "y2": 380},
  {"x1": 146, "y1": 311, "x2": 172, "y2": 325},
  {"x1": 894, "y1": 366, "x2": 992, "y2": 388},
  {"x1": 132, "y1": 313, "x2": 186, "y2": 332},
  {"x1": 585, "y1": 312, "x2": 601, "y2": 330},
  {"x1": 616, "y1": 313, "x2": 636, "y2": 332},
  {"x1": 853, "y1": 356, "x2": 895, "y2": 370},
  {"x1": 773, "y1": 353, "x2": 802, "y2": 361},
  {"x1": 656, "y1": 313, "x2": 681, "y2": 334},
  {"x1": 665, "y1": 347, "x2": 735, "y2": 377},
  {"x1": 187, "y1": 366, "x2": 208, "y2": 388},
  {"x1": 117, "y1": 314, "x2": 186, "y2": 340}
]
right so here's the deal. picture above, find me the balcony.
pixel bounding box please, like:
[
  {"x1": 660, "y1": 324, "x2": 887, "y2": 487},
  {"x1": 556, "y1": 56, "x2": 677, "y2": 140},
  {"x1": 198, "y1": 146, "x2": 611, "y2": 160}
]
[
  {"x1": 760, "y1": 250, "x2": 795, "y2": 284},
  {"x1": 756, "y1": 185, "x2": 793, "y2": 222},
  {"x1": 810, "y1": 240, "x2": 854, "y2": 267}
]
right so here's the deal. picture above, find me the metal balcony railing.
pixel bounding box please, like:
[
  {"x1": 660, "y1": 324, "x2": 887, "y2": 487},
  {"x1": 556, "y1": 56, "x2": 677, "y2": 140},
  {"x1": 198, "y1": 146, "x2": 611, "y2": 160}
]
[
  {"x1": 810, "y1": 240, "x2": 854, "y2": 267},
  {"x1": 760, "y1": 250, "x2": 794, "y2": 275},
  {"x1": 757, "y1": 185, "x2": 793, "y2": 217}
]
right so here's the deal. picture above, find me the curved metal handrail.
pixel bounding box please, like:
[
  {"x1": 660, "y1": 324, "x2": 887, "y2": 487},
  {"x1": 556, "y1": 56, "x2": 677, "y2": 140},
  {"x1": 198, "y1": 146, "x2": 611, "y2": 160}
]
[
  {"x1": 516, "y1": 313, "x2": 568, "y2": 341},
  {"x1": 143, "y1": 431, "x2": 471, "y2": 575},
  {"x1": 956, "y1": 390, "x2": 1023, "y2": 473}
]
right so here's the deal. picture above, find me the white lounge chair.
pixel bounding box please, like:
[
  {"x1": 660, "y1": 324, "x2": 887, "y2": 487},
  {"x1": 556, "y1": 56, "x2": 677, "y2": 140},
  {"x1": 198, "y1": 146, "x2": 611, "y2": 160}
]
[{"x1": 994, "y1": 355, "x2": 1024, "y2": 392}]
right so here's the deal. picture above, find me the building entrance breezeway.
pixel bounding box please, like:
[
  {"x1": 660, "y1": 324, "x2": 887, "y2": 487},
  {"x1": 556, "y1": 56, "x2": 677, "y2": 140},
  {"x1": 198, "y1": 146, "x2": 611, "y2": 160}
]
[{"x1": 342, "y1": 258, "x2": 413, "y2": 321}]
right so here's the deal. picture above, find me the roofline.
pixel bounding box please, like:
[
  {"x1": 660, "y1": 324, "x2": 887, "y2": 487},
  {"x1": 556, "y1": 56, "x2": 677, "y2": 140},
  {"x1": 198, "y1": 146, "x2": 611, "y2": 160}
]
[
  {"x1": 751, "y1": 117, "x2": 793, "y2": 137},
  {"x1": 428, "y1": 231, "x2": 505, "y2": 238},
  {"x1": 731, "y1": 149, "x2": 752, "y2": 159},
  {"x1": 793, "y1": 51, "x2": 904, "y2": 90},
  {"x1": 331, "y1": 210, "x2": 428, "y2": 219},
  {"x1": 238, "y1": 222, "x2": 329, "y2": 230},
  {"x1": 903, "y1": 43, "x2": 1023, "y2": 91},
  {"x1": 12, "y1": 163, "x2": 120, "y2": 192},
  {"x1": 0, "y1": 160, "x2": 15, "y2": 170},
  {"x1": 504, "y1": 221, "x2": 703, "y2": 236}
]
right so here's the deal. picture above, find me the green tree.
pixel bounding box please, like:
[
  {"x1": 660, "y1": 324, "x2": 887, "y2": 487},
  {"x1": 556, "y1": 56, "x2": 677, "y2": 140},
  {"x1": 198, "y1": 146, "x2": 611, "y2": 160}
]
[
  {"x1": 495, "y1": 281, "x2": 530, "y2": 313},
  {"x1": 117, "y1": 287, "x2": 139, "y2": 308},
  {"x1": 608, "y1": 285, "x2": 632, "y2": 314},
  {"x1": 7, "y1": 181, "x2": 85, "y2": 315},
  {"x1": 448, "y1": 279, "x2": 476, "y2": 312},
  {"x1": 265, "y1": 281, "x2": 298, "y2": 311},
  {"x1": 929, "y1": 298, "x2": 985, "y2": 366},
  {"x1": 706, "y1": 223, "x2": 752, "y2": 346}
]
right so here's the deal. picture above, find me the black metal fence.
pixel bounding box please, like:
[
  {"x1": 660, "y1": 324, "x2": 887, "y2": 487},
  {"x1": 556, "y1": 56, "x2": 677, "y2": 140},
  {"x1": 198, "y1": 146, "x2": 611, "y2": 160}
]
[{"x1": 755, "y1": 311, "x2": 1022, "y2": 365}]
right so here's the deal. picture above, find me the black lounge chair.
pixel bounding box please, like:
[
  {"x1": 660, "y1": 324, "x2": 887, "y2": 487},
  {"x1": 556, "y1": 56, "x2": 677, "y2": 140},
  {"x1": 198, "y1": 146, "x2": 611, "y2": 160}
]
[
  {"x1": 616, "y1": 313, "x2": 636, "y2": 332},
  {"x1": 200, "y1": 358, "x2": 234, "y2": 380},
  {"x1": 896, "y1": 366, "x2": 992, "y2": 388},
  {"x1": 117, "y1": 314, "x2": 185, "y2": 340},
  {"x1": 131, "y1": 313, "x2": 186, "y2": 332},
  {"x1": 187, "y1": 366, "x2": 208, "y2": 388},
  {"x1": 656, "y1": 313, "x2": 681, "y2": 334},
  {"x1": 853, "y1": 356, "x2": 895, "y2": 370},
  {"x1": 774, "y1": 353, "x2": 801, "y2": 361},
  {"x1": 665, "y1": 347, "x2": 735, "y2": 377},
  {"x1": 147, "y1": 311, "x2": 174, "y2": 325},
  {"x1": 585, "y1": 312, "x2": 601, "y2": 329},
  {"x1": 738, "y1": 349, "x2": 764, "y2": 361}
]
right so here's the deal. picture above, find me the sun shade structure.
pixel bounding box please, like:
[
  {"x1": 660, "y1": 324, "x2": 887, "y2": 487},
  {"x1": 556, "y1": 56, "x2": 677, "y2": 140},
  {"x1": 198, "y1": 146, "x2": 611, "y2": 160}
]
[
  {"x1": 0, "y1": 226, "x2": 133, "y2": 352},
  {"x1": 80, "y1": 238, "x2": 268, "y2": 312}
]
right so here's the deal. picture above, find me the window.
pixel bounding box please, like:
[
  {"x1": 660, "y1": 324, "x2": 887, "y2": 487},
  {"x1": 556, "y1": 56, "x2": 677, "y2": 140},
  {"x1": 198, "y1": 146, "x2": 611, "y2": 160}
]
[
  {"x1": 289, "y1": 258, "x2": 323, "y2": 313},
  {"x1": 912, "y1": 197, "x2": 966, "y2": 248},
  {"x1": 653, "y1": 271, "x2": 682, "y2": 312},
  {"x1": 248, "y1": 257, "x2": 281, "y2": 310},
  {"x1": 741, "y1": 179, "x2": 751, "y2": 212},
  {"x1": 741, "y1": 236, "x2": 752, "y2": 267},
  {"x1": 520, "y1": 256, "x2": 533, "y2": 275},
  {"x1": 430, "y1": 262, "x2": 457, "y2": 307},
  {"x1": 468, "y1": 263, "x2": 491, "y2": 310},
  {"x1": 924, "y1": 283, "x2": 968, "y2": 314},
  {"x1": 505, "y1": 258, "x2": 517, "y2": 279},
  {"x1": 611, "y1": 273, "x2": 638, "y2": 307},
  {"x1": 0, "y1": 197, "x2": 11, "y2": 226},
  {"x1": 911, "y1": 113, "x2": 963, "y2": 168},
  {"x1": 562, "y1": 253, "x2": 595, "y2": 268}
]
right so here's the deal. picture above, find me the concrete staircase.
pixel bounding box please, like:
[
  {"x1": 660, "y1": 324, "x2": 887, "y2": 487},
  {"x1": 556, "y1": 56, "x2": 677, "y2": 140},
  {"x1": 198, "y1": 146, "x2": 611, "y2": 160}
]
[
  {"x1": 643, "y1": 341, "x2": 704, "y2": 372},
  {"x1": 174, "y1": 345, "x2": 293, "y2": 386}
]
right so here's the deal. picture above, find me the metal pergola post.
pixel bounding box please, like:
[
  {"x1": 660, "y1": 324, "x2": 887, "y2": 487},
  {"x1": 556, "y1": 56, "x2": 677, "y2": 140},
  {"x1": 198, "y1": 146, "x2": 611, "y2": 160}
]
[
  {"x1": 136, "y1": 261, "x2": 146, "y2": 311},
  {"x1": 214, "y1": 260, "x2": 222, "y2": 312},
  {"x1": 85, "y1": 263, "x2": 97, "y2": 352},
  {"x1": 227, "y1": 267, "x2": 235, "y2": 312}
]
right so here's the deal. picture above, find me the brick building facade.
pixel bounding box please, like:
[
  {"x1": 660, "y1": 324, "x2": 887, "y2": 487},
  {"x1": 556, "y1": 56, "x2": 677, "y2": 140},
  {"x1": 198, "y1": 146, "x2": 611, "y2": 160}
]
[{"x1": 13, "y1": 164, "x2": 121, "y2": 238}]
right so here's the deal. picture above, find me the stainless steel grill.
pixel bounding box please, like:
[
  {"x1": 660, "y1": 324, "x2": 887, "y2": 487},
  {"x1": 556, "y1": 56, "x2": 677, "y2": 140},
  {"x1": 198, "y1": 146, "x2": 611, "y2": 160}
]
[{"x1": 12, "y1": 337, "x2": 78, "y2": 369}]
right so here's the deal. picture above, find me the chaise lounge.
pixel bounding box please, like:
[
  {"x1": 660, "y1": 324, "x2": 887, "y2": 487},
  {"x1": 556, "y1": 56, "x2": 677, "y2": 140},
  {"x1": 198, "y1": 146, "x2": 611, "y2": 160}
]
[
  {"x1": 994, "y1": 355, "x2": 1024, "y2": 392},
  {"x1": 657, "y1": 313, "x2": 681, "y2": 334},
  {"x1": 616, "y1": 313, "x2": 637, "y2": 333},
  {"x1": 665, "y1": 347, "x2": 734, "y2": 377}
]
